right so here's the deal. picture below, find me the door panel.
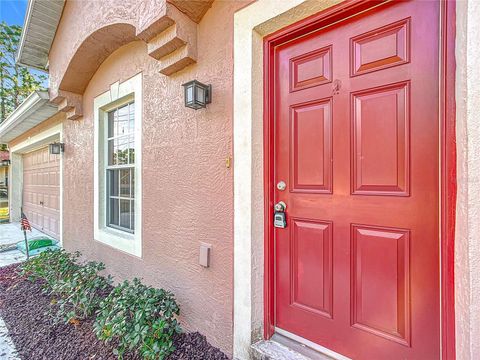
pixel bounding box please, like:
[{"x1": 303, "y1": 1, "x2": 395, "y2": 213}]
[
  {"x1": 352, "y1": 81, "x2": 410, "y2": 195},
  {"x1": 351, "y1": 224, "x2": 410, "y2": 346},
  {"x1": 350, "y1": 18, "x2": 410, "y2": 77},
  {"x1": 291, "y1": 219, "x2": 333, "y2": 318},
  {"x1": 290, "y1": 45, "x2": 333, "y2": 91},
  {"x1": 273, "y1": 1, "x2": 439, "y2": 359},
  {"x1": 290, "y1": 99, "x2": 333, "y2": 193},
  {"x1": 23, "y1": 146, "x2": 60, "y2": 239}
]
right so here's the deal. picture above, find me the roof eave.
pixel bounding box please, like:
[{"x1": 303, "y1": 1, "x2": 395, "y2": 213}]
[
  {"x1": 0, "y1": 91, "x2": 58, "y2": 144},
  {"x1": 15, "y1": 0, "x2": 35, "y2": 67},
  {"x1": 15, "y1": 0, "x2": 65, "y2": 71}
]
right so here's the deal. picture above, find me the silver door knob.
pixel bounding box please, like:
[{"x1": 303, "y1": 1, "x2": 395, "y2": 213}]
[
  {"x1": 277, "y1": 181, "x2": 286, "y2": 191},
  {"x1": 274, "y1": 201, "x2": 286, "y2": 212}
]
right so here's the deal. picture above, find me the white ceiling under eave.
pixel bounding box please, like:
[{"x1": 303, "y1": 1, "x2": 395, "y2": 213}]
[
  {"x1": 16, "y1": 0, "x2": 65, "y2": 71},
  {"x1": 0, "y1": 91, "x2": 58, "y2": 144}
]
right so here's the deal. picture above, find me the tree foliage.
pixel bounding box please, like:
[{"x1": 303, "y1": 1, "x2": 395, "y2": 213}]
[{"x1": 0, "y1": 21, "x2": 47, "y2": 123}]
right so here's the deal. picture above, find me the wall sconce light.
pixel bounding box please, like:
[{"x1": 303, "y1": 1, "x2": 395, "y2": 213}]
[
  {"x1": 182, "y1": 80, "x2": 212, "y2": 110},
  {"x1": 1, "y1": 159, "x2": 10, "y2": 167},
  {"x1": 49, "y1": 142, "x2": 65, "y2": 155}
]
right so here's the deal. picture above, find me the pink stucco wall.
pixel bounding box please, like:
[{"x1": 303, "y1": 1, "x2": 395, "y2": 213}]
[
  {"x1": 53, "y1": 0, "x2": 250, "y2": 355},
  {"x1": 21, "y1": 0, "x2": 480, "y2": 358},
  {"x1": 48, "y1": 0, "x2": 166, "y2": 95}
]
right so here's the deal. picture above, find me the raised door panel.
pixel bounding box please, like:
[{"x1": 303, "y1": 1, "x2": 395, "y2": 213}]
[
  {"x1": 291, "y1": 219, "x2": 333, "y2": 318},
  {"x1": 351, "y1": 224, "x2": 410, "y2": 346},
  {"x1": 290, "y1": 99, "x2": 333, "y2": 193},
  {"x1": 351, "y1": 18, "x2": 410, "y2": 76},
  {"x1": 290, "y1": 45, "x2": 332, "y2": 92},
  {"x1": 352, "y1": 82, "x2": 410, "y2": 196}
]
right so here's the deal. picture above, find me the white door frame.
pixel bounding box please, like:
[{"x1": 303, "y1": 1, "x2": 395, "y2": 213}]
[{"x1": 233, "y1": 1, "x2": 343, "y2": 358}]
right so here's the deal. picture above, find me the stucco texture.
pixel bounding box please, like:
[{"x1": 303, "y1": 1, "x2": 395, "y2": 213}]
[
  {"x1": 49, "y1": 0, "x2": 164, "y2": 95},
  {"x1": 56, "y1": 0, "x2": 249, "y2": 355},
  {"x1": 455, "y1": 0, "x2": 480, "y2": 359}
]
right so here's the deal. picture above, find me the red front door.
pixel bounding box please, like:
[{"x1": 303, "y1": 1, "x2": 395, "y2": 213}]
[{"x1": 273, "y1": 1, "x2": 440, "y2": 359}]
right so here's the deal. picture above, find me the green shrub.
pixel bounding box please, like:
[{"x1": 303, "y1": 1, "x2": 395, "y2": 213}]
[
  {"x1": 94, "y1": 278, "x2": 181, "y2": 360},
  {"x1": 20, "y1": 249, "x2": 80, "y2": 292},
  {"x1": 20, "y1": 249, "x2": 112, "y2": 323},
  {"x1": 21, "y1": 250, "x2": 181, "y2": 359},
  {"x1": 52, "y1": 261, "x2": 112, "y2": 323}
]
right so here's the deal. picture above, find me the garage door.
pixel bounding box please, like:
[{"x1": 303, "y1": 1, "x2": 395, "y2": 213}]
[{"x1": 23, "y1": 146, "x2": 60, "y2": 239}]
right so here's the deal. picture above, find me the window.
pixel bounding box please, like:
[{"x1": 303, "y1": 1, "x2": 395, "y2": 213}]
[
  {"x1": 93, "y1": 73, "x2": 142, "y2": 257},
  {"x1": 106, "y1": 102, "x2": 135, "y2": 232}
]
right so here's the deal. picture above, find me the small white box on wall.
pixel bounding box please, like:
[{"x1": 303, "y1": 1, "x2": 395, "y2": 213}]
[{"x1": 199, "y1": 242, "x2": 212, "y2": 267}]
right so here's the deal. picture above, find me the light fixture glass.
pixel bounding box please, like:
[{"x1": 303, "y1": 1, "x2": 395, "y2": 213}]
[
  {"x1": 182, "y1": 80, "x2": 212, "y2": 110},
  {"x1": 49, "y1": 143, "x2": 65, "y2": 155}
]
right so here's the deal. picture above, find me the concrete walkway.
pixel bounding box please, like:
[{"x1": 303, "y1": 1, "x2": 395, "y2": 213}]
[
  {"x1": 0, "y1": 223, "x2": 33, "y2": 359},
  {"x1": 0, "y1": 222, "x2": 47, "y2": 246},
  {"x1": 0, "y1": 317, "x2": 19, "y2": 360},
  {"x1": 0, "y1": 222, "x2": 49, "y2": 267}
]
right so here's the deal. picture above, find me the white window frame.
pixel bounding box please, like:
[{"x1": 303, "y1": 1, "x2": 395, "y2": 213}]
[
  {"x1": 94, "y1": 73, "x2": 142, "y2": 257},
  {"x1": 105, "y1": 102, "x2": 136, "y2": 233}
]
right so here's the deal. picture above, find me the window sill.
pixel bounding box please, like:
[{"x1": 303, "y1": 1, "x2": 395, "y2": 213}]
[{"x1": 94, "y1": 226, "x2": 142, "y2": 257}]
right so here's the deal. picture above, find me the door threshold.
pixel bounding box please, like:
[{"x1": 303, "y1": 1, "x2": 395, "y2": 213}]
[
  {"x1": 251, "y1": 328, "x2": 350, "y2": 360},
  {"x1": 251, "y1": 336, "x2": 326, "y2": 360},
  {"x1": 274, "y1": 328, "x2": 351, "y2": 360}
]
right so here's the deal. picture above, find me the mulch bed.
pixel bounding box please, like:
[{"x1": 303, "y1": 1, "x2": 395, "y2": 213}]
[{"x1": 0, "y1": 264, "x2": 228, "y2": 360}]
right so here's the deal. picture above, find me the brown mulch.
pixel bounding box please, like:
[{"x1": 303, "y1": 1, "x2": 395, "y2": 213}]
[{"x1": 0, "y1": 264, "x2": 228, "y2": 360}]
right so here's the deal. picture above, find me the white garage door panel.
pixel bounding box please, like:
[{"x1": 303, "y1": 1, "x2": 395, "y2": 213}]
[{"x1": 23, "y1": 146, "x2": 60, "y2": 239}]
